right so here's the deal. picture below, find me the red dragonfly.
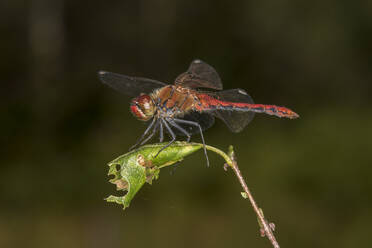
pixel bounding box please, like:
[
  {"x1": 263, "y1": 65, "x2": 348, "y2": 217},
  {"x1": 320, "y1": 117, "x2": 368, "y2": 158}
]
[{"x1": 98, "y1": 59, "x2": 299, "y2": 165}]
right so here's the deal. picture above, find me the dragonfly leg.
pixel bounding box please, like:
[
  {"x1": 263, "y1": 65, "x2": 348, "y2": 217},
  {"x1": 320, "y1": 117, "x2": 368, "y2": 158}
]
[
  {"x1": 140, "y1": 120, "x2": 160, "y2": 146},
  {"x1": 154, "y1": 119, "x2": 176, "y2": 158},
  {"x1": 159, "y1": 120, "x2": 164, "y2": 143},
  {"x1": 173, "y1": 118, "x2": 209, "y2": 167},
  {"x1": 166, "y1": 118, "x2": 191, "y2": 142},
  {"x1": 129, "y1": 117, "x2": 157, "y2": 151}
]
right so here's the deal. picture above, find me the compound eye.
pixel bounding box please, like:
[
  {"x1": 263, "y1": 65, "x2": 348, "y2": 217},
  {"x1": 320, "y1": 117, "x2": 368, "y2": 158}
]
[
  {"x1": 130, "y1": 104, "x2": 146, "y2": 120},
  {"x1": 137, "y1": 95, "x2": 153, "y2": 112},
  {"x1": 130, "y1": 95, "x2": 155, "y2": 121}
]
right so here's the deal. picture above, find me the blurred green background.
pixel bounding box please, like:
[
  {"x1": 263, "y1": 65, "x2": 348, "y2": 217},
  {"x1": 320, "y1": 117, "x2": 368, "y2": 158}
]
[{"x1": 1, "y1": 0, "x2": 372, "y2": 247}]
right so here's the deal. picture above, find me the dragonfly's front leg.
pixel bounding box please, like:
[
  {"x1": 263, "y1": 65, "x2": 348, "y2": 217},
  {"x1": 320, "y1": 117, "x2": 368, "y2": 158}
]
[
  {"x1": 129, "y1": 117, "x2": 157, "y2": 151},
  {"x1": 140, "y1": 119, "x2": 160, "y2": 146}
]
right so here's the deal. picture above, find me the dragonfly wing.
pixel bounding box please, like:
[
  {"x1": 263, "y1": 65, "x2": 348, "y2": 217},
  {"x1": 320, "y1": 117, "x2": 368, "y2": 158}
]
[
  {"x1": 98, "y1": 71, "x2": 166, "y2": 96},
  {"x1": 210, "y1": 89, "x2": 255, "y2": 133},
  {"x1": 175, "y1": 59, "x2": 223, "y2": 90},
  {"x1": 172, "y1": 111, "x2": 215, "y2": 136}
]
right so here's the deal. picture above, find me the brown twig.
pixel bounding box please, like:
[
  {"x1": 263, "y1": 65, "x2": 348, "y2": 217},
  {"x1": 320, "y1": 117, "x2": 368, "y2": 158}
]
[
  {"x1": 205, "y1": 144, "x2": 280, "y2": 248},
  {"x1": 230, "y1": 161, "x2": 279, "y2": 248}
]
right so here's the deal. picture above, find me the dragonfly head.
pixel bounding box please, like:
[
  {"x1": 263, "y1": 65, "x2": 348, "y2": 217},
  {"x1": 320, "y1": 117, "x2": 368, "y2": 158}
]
[{"x1": 130, "y1": 94, "x2": 156, "y2": 121}]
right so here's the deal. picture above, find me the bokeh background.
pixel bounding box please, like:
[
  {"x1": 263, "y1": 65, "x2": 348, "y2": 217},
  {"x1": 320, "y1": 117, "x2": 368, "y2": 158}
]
[{"x1": 1, "y1": 1, "x2": 372, "y2": 247}]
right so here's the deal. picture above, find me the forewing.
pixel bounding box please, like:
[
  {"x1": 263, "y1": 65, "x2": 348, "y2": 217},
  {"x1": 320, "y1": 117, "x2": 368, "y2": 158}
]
[
  {"x1": 210, "y1": 89, "x2": 255, "y2": 133},
  {"x1": 175, "y1": 59, "x2": 223, "y2": 90},
  {"x1": 173, "y1": 111, "x2": 215, "y2": 136},
  {"x1": 98, "y1": 71, "x2": 166, "y2": 96}
]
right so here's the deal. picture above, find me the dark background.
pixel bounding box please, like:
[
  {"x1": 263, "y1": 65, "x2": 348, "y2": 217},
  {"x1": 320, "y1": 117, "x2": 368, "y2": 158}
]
[{"x1": 1, "y1": 1, "x2": 372, "y2": 247}]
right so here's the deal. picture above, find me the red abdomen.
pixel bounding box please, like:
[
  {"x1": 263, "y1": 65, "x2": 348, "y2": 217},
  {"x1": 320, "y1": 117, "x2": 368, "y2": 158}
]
[{"x1": 195, "y1": 93, "x2": 299, "y2": 119}]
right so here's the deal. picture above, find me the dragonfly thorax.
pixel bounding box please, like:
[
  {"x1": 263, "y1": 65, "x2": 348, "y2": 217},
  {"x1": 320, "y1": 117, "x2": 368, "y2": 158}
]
[{"x1": 130, "y1": 94, "x2": 156, "y2": 121}]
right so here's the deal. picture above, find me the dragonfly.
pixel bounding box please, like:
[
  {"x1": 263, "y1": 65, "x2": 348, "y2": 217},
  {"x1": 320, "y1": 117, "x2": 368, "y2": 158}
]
[{"x1": 98, "y1": 59, "x2": 299, "y2": 166}]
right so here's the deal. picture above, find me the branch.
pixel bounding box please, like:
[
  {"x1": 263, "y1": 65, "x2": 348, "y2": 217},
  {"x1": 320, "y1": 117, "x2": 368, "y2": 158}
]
[{"x1": 205, "y1": 145, "x2": 280, "y2": 248}]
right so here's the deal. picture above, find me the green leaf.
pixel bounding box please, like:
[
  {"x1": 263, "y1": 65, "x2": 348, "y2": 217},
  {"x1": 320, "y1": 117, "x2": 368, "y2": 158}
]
[{"x1": 105, "y1": 142, "x2": 202, "y2": 210}]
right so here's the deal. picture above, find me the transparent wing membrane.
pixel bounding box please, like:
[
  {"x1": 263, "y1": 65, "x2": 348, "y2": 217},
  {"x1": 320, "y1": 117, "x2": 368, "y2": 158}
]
[
  {"x1": 98, "y1": 71, "x2": 166, "y2": 96},
  {"x1": 210, "y1": 89, "x2": 255, "y2": 133},
  {"x1": 175, "y1": 59, "x2": 223, "y2": 90}
]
